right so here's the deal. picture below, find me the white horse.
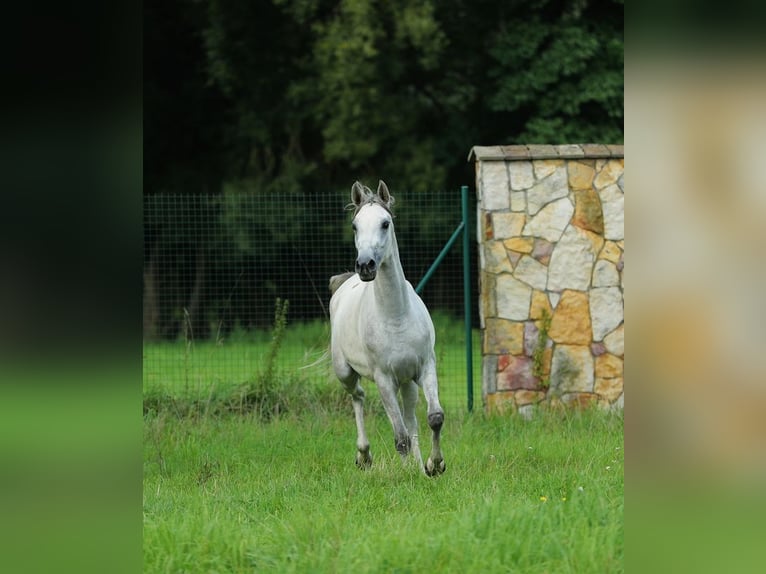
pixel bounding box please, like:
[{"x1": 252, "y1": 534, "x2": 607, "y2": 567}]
[{"x1": 329, "y1": 180, "x2": 445, "y2": 476}]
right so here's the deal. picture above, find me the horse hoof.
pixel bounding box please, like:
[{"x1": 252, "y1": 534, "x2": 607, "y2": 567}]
[
  {"x1": 425, "y1": 457, "x2": 446, "y2": 476},
  {"x1": 355, "y1": 451, "x2": 373, "y2": 470}
]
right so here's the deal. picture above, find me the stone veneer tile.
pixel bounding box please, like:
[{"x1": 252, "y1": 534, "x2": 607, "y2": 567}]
[
  {"x1": 599, "y1": 183, "x2": 624, "y2": 241},
  {"x1": 483, "y1": 318, "x2": 524, "y2": 355},
  {"x1": 603, "y1": 323, "x2": 624, "y2": 356},
  {"x1": 567, "y1": 161, "x2": 596, "y2": 191},
  {"x1": 513, "y1": 255, "x2": 548, "y2": 290},
  {"x1": 594, "y1": 377, "x2": 624, "y2": 402},
  {"x1": 497, "y1": 354, "x2": 538, "y2": 390},
  {"x1": 479, "y1": 272, "x2": 497, "y2": 323},
  {"x1": 492, "y1": 212, "x2": 526, "y2": 238},
  {"x1": 595, "y1": 353, "x2": 623, "y2": 378},
  {"x1": 530, "y1": 289, "x2": 553, "y2": 320},
  {"x1": 531, "y1": 237, "x2": 555, "y2": 265},
  {"x1": 592, "y1": 259, "x2": 620, "y2": 287},
  {"x1": 594, "y1": 159, "x2": 624, "y2": 190},
  {"x1": 547, "y1": 225, "x2": 602, "y2": 291},
  {"x1": 533, "y1": 159, "x2": 562, "y2": 180},
  {"x1": 496, "y1": 274, "x2": 532, "y2": 320},
  {"x1": 599, "y1": 240, "x2": 622, "y2": 263},
  {"x1": 483, "y1": 212, "x2": 494, "y2": 240},
  {"x1": 522, "y1": 197, "x2": 574, "y2": 243},
  {"x1": 485, "y1": 391, "x2": 514, "y2": 414},
  {"x1": 509, "y1": 161, "x2": 535, "y2": 191},
  {"x1": 504, "y1": 236, "x2": 534, "y2": 253},
  {"x1": 510, "y1": 190, "x2": 526, "y2": 212},
  {"x1": 483, "y1": 241, "x2": 512, "y2": 274},
  {"x1": 481, "y1": 162, "x2": 510, "y2": 210},
  {"x1": 551, "y1": 344, "x2": 594, "y2": 392},
  {"x1": 572, "y1": 188, "x2": 605, "y2": 235},
  {"x1": 514, "y1": 389, "x2": 546, "y2": 406},
  {"x1": 527, "y1": 164, "x2": 569, "y2": 215},
  {"x1": 482, "y1": 355, "x2": 498, "y2": 394},
  {"x1": 523, "y1": 320, "x2": 538, "y2": 356},
  {"x1": 590, "y1": 287, "x2": 623, "y2": 341},
  {"x1": 548, "y1": 290, "x2": 592, "y2": 345}
]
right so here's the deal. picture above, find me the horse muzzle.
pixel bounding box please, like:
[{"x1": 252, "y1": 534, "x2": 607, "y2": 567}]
[{"x1": 356, "y1": 258, "x2": 377, "y2": 281}]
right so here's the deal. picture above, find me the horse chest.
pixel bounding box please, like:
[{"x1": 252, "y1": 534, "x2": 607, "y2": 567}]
[{"x1": 364, "y1": 320, "x2": 429, "y2": 378}]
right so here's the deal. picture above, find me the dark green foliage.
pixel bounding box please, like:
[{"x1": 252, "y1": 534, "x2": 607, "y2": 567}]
[
  {"x1": 144, "y1": 0, "x2": 623, "y2": 337},
  {"x1": 146, "y1": 0, "x2": 623, "y2": 195}
]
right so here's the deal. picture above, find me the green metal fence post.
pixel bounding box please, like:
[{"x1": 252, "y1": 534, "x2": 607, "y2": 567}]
[{"x1": 462, "y1": 185, "x2": 473, "y2": 412}]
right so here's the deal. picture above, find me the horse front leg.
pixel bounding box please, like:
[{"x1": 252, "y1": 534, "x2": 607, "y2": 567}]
[
  {"x1": 374, "y1": 372, "x2": 412, "y2": 460},
  {"x1": 401, "y1": 381, "x2": 424, "y2": 471},
  {"x1": 419, "y1": 364, "x2": 446, "y2": 476}
]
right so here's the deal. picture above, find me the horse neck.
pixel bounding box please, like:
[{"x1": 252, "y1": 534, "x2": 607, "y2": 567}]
[{"x1": 373, "y1": 231, "x2": 410, "y2": 317}]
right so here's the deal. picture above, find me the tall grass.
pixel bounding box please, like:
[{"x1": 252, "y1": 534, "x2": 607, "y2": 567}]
[{"x1": 143, "y1": 310, "x2": 479, "y2": 415}]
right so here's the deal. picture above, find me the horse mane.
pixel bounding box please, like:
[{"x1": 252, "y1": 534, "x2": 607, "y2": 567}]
[{"x1": 329, "y1": 271, "x2": 355, "y2": 295}]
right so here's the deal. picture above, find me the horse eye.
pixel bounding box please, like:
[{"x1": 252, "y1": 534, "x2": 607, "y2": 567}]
[
  {"x1": 381, "y1": 221, "x2": 390, "y2": 230},
  {"x1": 352, "y1": 223, "x2": 357, "y2": 233}
]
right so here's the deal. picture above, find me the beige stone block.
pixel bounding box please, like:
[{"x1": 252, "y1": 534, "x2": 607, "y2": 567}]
[
  {"x1": 599, "y1": 183, "x2": 624, "y2": 241},
  {"x1": 599, "y1": 241, "x2": 622, "y2": 264},
  {"x1": 530, "y1": 290, "x2": 552, "y2": 320},
  {"x1": 572, "y1": 188, "x2": 604, "y2": 235},
  {"x1": 481, "y1": 162, "x2": 510, "y2": 209},
  {"x1": 593, "y1": 159, "x2": 624, "y2": 190},
  {"x1": 492, "y1": 212, "x2": 526, "y2": 239},
  {"x1": 496, "y1": 274, "x2": 532, "y2": 320},
  {"x1": 548, "y1": 290, "x2": 592, "y2": 345},
  {"x1": 568, "y1": 161, "x2": 596, "y2": 191},
  {"x1": 547, "y1": 226, "x2": 603, "y2": 292},
  {"x1": 484, "y1": 318, "x2": 525, "y2": 355},
  {"x1": 484, "y1": 241, "x2": 512, "y2": 274},
  {"x1": 594, "y1": 377, "x2": 624, "y2": 402},
  {"x1": 603, "y1": 324, "x2": 624, "y2": 356},
  {"x1": 509, "y1": 161, "x2": 535, "y2": 191},
  {"x1": 513, "y1": 256, "x2": 548, "y2": 290},
  {"x1": 595, "y1": 354, "x2": 623, "y2": 378},
  {"x1": 504, "y1": 237, "x2": 534, "y2": 254},
  {"x1": 532, "y1": 159, "x2": 563, "y2": 180},
  {"x1": 479, "y1": 272, "x2": 497, "y2": 320}
]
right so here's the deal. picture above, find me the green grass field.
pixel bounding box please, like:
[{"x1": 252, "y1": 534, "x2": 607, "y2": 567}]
[
  {"x1": 144, "y1": 315, "x2": 623, "y2": 573},
  {"x1": 144, "y1": 409, "x2": 623, "y2": 573}
]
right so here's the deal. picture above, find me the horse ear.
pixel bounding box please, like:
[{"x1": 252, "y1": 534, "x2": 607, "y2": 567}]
[
  {"x1": 376, "y1": 180, "x2": 392, "y2": 206},
  {"x1": 351, "y1": 181, "x2": 367, "y2": 206}
]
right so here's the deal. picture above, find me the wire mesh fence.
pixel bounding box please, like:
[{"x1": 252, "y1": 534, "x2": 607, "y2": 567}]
[{"x1": 143, "y1": 188, "x2": 479, "y2": 412}]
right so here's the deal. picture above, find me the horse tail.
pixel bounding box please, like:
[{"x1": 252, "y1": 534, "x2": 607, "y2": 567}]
[{"x1": 329, "y1": 272, "x2": 355, "y2": 295}]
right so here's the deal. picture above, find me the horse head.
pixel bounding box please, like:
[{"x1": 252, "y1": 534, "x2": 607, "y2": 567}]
[{"x1": 350, "y1": 180, "x2": 395, "y2": 282}]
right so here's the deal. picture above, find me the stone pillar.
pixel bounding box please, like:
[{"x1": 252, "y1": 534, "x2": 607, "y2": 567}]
[{"x1": 470, "y1": 144, "x2": 624, "y2": 415}]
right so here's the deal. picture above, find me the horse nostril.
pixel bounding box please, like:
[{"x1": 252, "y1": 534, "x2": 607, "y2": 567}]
[{"x1": 367, "y1": 260, "x2": 376, "y2": 271}]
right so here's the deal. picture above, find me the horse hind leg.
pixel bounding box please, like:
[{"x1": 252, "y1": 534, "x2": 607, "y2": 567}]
[
  {"x1": 420, "y1": 366, "x2": 446, "y2": 476},
  {"x1": 375, "y1": 373, "x2": 412, "y2": 461}
]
